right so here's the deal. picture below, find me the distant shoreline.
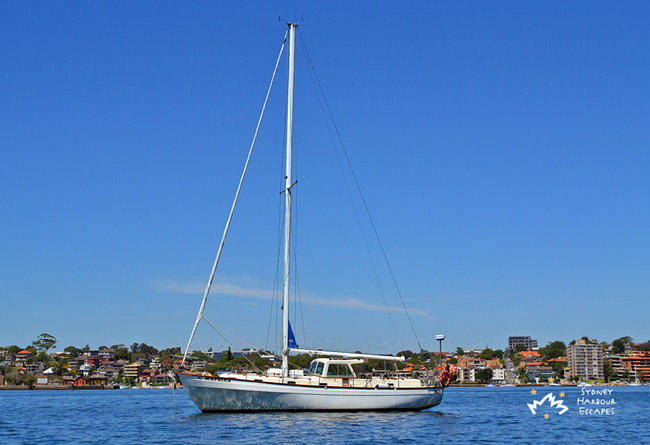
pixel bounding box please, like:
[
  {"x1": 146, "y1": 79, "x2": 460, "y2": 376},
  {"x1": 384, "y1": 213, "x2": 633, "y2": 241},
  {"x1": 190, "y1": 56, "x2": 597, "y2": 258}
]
[{"x1": 0, "y1": 385, "x2": 117, "y2": 390}]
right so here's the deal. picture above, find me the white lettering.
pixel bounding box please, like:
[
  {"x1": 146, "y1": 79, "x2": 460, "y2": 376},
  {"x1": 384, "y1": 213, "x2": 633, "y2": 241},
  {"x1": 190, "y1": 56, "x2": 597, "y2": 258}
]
[{"x1": 581, "y1": 388, "x2": 613, "y2": 396}]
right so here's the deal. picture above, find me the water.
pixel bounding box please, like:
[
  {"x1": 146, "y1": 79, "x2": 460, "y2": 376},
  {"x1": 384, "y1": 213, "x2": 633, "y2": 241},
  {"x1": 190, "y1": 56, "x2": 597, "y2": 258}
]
[{"x1": 1, "y1": 386, "x2": 647, "y2": 443}]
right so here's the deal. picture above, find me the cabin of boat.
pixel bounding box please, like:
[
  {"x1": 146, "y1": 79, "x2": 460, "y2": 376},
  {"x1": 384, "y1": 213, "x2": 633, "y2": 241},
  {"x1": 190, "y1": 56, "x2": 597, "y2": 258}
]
[{"x1": 185, "y1": 357, "x2": 433, "y2": 389}]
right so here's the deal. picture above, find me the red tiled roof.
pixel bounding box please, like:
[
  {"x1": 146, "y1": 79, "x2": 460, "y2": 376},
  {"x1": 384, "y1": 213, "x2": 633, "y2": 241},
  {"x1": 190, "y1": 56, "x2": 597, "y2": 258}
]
[
  {"x1": 18, "y1": 349, "x2": 32, "y2": 355},
  {"x1": 520, "y1": 351, "x2": 541, "y2": 357}
]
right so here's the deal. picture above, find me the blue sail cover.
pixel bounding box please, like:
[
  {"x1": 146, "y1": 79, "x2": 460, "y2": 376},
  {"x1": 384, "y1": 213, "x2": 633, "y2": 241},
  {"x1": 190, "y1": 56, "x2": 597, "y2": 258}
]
[{"x1": 288, "y1": 322, "x2": 298, "y2": 348}]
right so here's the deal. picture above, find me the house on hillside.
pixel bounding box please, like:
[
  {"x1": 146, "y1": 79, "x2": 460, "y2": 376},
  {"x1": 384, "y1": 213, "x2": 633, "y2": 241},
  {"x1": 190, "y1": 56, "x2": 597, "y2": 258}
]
[
  {"x1": 88, "y1": 374, "x2": 108, "y2": 386},
  {"x1": 16, "y1": 349, "x2": 33, "y2": 360},
  {"x1": 519, "y1": 351, "x2": 542, "y2": 362},
  {"x1": 25, "y1": 363, "x2": 44, "y2": 374}
]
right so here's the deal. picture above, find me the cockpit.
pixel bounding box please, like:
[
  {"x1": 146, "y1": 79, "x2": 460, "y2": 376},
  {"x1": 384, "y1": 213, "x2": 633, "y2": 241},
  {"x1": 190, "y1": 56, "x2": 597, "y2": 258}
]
[{"x1": 308, "y1": 358, "x2": 363, "y2": 378}]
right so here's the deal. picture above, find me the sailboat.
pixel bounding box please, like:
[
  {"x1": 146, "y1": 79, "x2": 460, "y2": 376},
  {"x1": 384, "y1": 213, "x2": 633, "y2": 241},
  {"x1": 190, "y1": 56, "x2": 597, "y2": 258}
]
[
  {"x1": 176, "y1": 22, "x2": 446, "y2": 412},
  {"x1": 628, "y1": 366, "x2": 642, "y2": 386}
]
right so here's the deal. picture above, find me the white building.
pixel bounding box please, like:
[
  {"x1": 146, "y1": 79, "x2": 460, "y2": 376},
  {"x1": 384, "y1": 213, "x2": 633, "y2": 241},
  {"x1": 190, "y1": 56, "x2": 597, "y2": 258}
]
[{"x1": 490, "y1": 368, "x2": 506, "y2": 384}]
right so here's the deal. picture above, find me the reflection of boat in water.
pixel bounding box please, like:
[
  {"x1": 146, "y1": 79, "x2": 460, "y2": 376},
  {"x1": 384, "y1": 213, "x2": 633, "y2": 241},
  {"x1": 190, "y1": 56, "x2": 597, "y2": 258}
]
[{"x1": 176, "y1": 22, "x2": 449, "y2": 412}]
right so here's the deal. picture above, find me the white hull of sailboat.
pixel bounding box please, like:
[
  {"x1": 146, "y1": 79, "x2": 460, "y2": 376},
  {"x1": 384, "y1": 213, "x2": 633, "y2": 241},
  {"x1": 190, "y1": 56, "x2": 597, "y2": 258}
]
[{"x1": 179, "y1": 373, "x2": 444, "y2": 412}]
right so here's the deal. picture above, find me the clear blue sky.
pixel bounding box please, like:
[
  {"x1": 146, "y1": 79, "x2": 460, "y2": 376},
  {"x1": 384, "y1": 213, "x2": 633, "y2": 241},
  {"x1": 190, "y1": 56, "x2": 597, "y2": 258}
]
[{"x1": 2, "y1": 2, "x2": 649, "y2": 354}]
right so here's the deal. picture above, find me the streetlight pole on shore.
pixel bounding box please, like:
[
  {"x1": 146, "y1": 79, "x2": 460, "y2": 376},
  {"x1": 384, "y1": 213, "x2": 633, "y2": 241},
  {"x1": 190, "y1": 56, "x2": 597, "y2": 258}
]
[{"x1": 436, "y1": 334, "x2": 445, "y2": 370}]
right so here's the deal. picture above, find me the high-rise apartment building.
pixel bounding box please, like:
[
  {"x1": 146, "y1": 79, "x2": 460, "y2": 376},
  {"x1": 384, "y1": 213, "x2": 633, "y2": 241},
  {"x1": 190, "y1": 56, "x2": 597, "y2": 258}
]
[
  {"x1": 508, "y1": 336, "x2": 539, "y2": 351},
  {"x1": 567, "y1": 339, "x2": 604, "y2": 380}
]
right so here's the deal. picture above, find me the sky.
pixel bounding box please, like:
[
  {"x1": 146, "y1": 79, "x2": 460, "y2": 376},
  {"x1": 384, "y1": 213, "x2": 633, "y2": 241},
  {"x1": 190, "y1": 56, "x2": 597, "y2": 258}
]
[{"x1": 2, "y1": 2, "x2": 649, "y2": 355}]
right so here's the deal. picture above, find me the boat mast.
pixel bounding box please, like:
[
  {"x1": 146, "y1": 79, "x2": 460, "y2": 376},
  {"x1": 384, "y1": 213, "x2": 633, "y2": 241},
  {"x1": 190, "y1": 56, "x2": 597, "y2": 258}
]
[{"x1": 281, "y1": 22, "x2": 297, "y2": 378}]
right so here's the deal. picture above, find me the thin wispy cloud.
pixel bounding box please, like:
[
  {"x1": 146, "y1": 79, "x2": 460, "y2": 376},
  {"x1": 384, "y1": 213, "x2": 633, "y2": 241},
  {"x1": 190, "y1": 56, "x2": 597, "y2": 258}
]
[{"x1": 153, "y1": 279, "x2": 432, "y2": 319}]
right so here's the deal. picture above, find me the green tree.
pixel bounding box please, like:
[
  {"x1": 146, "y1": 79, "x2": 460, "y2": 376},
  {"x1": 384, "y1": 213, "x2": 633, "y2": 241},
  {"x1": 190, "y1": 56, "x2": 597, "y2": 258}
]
[
  {"x1": 475, "y1": 368, "x2": 493, "y2": 383},
  {"x1": 540, "y1": 341, "x2": 566, "y2": 361},
  {"x1": 517, "y1": 366, "x2": 529, "y2": 383},
  {"x1": 548, "y1": 362, "x2": 565, "y2": 379},
  {"x1": 637, "y1": 341, "x2": 650, "y2": 352},
  {"x1": 191, "y1": 351, "x2": 208, "y2": 360},
  {"x1": 64, "y1": 346, "x2": 82, "y2": 357},
  {"x1": 612, "y1": 338, "x2": 628, "y2": 354},
  {"x1": 419, "y1": 350, "x2": 432, "y2": 362},
  {"x1": 289, "y1": 354, "x2": 313, "y2": 370},
  {"x1": 603, "y1": 359, "x2": 616, "y2": 383},
  {"x1": 138, "y1": 343, "x2": 159, "y2": 356},
  {"x1": 514, "y1": 344, "x2": 528, "y2": 353},
  {"x1": 21, "y1": 374, "x2": 36, "y2": 386},
  {"x1": 6, "y1": 368, "x2": 22, "y2": 385},
  {"x1": 478, "y1": 349, "x2": 495, "y2": 360},
  {"x1": 32, "y1": 333, "x2": 57, "y2": 353},
  {"x1": 114, "y1": 347, "x2": 131, "y2": 361},
  {"x1": 397, "y1": 350, "x2": 414, "y2": 360}
]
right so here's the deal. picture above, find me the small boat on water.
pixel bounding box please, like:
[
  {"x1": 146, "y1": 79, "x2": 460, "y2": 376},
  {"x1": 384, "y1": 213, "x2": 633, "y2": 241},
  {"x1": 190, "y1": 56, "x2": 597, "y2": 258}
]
[{"x1": 176, "y1": 22, "x2": 449, "y2": 412}]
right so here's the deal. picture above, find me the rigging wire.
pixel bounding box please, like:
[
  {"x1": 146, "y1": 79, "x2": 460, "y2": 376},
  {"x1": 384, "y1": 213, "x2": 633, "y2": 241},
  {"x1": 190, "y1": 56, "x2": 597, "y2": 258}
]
[
  {"x1": 296, "y1": 29, "x2": 401, "y2": 348},
  {"x1": 291, "y1": 116, "x2": 307, "y2": 346},
  {"x1": 297, "y1": 29, "x2": 422, "y2": 351},
  {"x1": 265, "y1": 158, "x2": 286, "y2": 352},
  {"x1": 267, "y1": 64, "x2": 291, "y2": 356},
  {"x1": 201, "y1": 316, "x2": 261, "y2": 372},
  {"x1": 292, "y1": 180, "x2": 308, "y2": 348},
  {"x1": 182, "y1": 30, "x2": 289, "y2": 365}
]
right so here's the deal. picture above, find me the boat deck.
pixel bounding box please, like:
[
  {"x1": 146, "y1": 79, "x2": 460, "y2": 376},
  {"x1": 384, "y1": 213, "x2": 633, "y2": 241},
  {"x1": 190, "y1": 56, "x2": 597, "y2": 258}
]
[{"x1": 191, "y1": 372, "x2": 432, "y2": 389}]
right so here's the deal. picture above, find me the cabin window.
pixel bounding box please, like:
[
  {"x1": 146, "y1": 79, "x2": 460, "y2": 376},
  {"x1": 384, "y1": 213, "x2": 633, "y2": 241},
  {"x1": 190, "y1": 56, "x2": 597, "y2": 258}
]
[
  {"x1": 326, "y1": 364, "x2": 353, "y2": 377},
  {"x1": 309, "y1": 362, "x2": 317, "y2": 375},
  {"x1": 315, "y1": 362, "x2": 324, "y2": 376}
]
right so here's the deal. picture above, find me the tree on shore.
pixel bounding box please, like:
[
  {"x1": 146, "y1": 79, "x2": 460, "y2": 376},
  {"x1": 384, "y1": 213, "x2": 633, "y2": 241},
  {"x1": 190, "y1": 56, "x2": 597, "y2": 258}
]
[
  {"x1": 540, "y1": 341, "x2": 566, "y2": 361},
  {"x1": 637, "y1": 341, "x2": 650, "y2": 352},
  {"x1": 603, "y1": 359, "x2": 616, "y2": 383},
  {"x1": 612, "y1": 336, "x2": 632, "y2": 354},
  {"x1": 397, "y1": 350, "x2": 413, "y2": 360},
  {"x1": 476, "y1": 368, "x2": 493, "y2": 383},
  {"x1": 32, "y1": 333, "x2": 57, "y2": 353},
  {"x1": 64, "y1": 346, "x2": 82, "y2": 357}
]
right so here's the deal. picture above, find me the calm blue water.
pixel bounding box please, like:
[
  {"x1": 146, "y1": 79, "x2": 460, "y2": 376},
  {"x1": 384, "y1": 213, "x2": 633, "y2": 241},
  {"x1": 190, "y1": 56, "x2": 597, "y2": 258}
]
[{"x1": 1, "y1": 386, "x2": 647, "y2": 444}]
